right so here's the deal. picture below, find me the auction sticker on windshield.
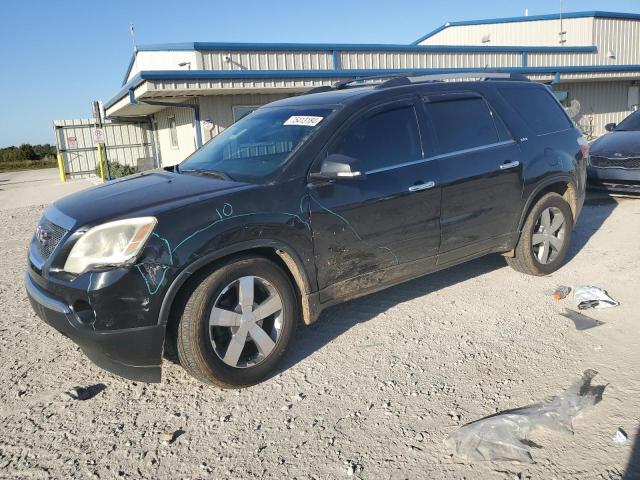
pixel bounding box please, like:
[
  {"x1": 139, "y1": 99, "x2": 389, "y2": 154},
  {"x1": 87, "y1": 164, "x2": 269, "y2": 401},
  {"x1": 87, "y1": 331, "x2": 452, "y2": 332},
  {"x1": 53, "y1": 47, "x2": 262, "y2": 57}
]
[{"x1": 283, "y1": 116, "x2": 324, "y2": 127}]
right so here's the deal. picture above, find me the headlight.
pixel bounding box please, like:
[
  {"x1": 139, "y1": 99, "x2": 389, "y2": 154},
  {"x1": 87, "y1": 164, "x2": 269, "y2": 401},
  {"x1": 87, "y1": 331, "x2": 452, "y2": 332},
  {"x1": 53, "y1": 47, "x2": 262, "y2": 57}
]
[{"x1": 64, "y1": 217, "x2": 157, "y2": 274}]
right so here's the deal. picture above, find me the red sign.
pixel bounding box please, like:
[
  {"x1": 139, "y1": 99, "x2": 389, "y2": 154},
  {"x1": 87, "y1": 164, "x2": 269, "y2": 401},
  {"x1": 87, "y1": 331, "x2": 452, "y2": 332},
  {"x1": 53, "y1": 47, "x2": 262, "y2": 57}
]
[{"x1": 67, "y1": 136, "x2": 77, "y2": 146}]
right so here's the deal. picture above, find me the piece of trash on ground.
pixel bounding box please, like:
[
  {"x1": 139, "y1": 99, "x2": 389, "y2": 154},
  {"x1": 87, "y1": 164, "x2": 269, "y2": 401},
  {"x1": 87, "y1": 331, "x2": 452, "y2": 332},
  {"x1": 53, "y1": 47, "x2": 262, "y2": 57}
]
[
  {"x1": 613, "y1": 428, "x2": 629, "y2": 445},
  {"x1": 553, "y1": 286, "x2": 571, "y2": 300},
  {"x1": 560, "y1": 309, "x2": 605, "y2": 330},
  {"x1": 160, "y1": 429, "x2": 185, "y2": 445},
  {"x1": 61, "y1": 384, "x2": 106, "y2": 401},
  {"x1": 445, "y1": 369, "x2": 606, "y2": 463},
  {"x1": 574, "y1": 286, "x2": 619, "y2": 310}
]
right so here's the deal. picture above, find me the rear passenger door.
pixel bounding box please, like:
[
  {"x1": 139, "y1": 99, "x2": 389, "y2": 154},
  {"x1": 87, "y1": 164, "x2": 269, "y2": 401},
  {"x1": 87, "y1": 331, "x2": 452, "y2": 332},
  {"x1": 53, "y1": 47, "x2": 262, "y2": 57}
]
[
  {"x1": 422, "y1": 92, "x2": 524, "y2": 262},
  {"x1": 308, "y1": 98, "x2": 441, "y2": 292}
]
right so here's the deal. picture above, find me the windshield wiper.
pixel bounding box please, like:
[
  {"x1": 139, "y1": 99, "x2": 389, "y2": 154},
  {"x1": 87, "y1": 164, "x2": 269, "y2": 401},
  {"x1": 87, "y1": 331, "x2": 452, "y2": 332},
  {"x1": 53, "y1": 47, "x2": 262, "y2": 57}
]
[{"x1": 181, "y1": 168, "x2": 234, "y2": 181}]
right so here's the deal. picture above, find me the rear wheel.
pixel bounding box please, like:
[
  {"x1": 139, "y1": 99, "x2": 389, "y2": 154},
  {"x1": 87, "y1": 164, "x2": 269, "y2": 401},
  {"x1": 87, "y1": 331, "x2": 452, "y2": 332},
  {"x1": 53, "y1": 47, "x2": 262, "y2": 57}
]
[
  {"x1": 177, "y1": 256, "x2": 297, "y2": 388},
  {"x1": 506, "y1": 192, "x2": 574, "y2": 276}
]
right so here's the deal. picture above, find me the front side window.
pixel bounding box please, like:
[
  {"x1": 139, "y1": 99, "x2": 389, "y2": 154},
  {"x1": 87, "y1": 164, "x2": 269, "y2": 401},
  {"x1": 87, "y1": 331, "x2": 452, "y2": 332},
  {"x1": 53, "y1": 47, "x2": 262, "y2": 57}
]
[
  {"x1": 180, "y1": 106, "x2": 334, "y2": 182},
  {"x1": 423, "y1": 97, "x2": 499, "y2": 155},
  {"x1": 329, "y1": 105, "x2": 422, "y2": 172}
]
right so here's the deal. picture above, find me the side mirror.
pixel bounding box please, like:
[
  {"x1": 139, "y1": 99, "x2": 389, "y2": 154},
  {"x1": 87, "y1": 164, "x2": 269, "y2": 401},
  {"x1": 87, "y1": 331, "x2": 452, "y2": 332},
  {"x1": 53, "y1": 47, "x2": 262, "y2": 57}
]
[
  {"x1": 310, "y1": 154, "x2": 363, "y2": 180},
  {"x1": 605, "y1": 123, "x2": 617, "y2": 132}
]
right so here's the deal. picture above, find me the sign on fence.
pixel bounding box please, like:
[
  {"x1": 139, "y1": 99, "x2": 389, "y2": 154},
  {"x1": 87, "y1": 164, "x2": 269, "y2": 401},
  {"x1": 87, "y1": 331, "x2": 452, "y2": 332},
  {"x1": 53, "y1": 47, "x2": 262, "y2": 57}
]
[{"x1": 92, "y1": 128, "x2": 106, "y2": 144}]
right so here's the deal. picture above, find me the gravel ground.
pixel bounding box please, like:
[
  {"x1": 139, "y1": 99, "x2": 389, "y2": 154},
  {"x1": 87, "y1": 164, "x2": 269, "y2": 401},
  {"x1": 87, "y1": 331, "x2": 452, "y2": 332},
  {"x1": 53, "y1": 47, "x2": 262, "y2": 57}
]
[{"x1": 1, "y1": 194, "x2": 639, "y2": 479}]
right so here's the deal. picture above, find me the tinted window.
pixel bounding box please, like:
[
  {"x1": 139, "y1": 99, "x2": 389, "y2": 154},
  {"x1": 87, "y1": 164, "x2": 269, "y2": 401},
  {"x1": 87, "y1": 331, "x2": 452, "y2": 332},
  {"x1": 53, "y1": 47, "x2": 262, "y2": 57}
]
[
  {"x1": 181, "y1": 107, "x2": 333, "y2": 182},
  {"x1": 423, "y1": 97, "x2": 499, "y2": 154},
  {"x1": 499, "y1": 87, "x2": 571, "y2": 135},
  {"x1": 330, "y1": 106, "x2": 422, "y2": 172},
  {"x1": 615, "y1": 111, "x2": 640, "y2": 131}
]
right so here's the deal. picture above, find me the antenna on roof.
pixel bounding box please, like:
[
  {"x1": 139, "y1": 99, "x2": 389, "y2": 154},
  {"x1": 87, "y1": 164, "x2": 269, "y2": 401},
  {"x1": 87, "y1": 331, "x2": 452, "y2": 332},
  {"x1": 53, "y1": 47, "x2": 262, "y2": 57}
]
[
  {"x1": 558, "y1": 0, "x2": 567, "y2": 44},
  {"x1": 130, "y1": 23, "x2": 137, "y2": 53},
  {"x1": 524, "y1": 8, "x2": 529, "y2": 16}
]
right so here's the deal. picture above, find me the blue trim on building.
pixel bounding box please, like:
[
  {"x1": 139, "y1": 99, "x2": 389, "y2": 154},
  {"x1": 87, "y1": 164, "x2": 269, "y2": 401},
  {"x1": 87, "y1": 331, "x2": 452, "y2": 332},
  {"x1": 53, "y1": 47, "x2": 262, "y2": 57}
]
[
  {"x1": 122, "y1": 54, "x2": 137, "y2": 86},
  {"x1": 412, "y1": 11, "x2": 640, "y2": 44},
  {"x1": 105, "y1": 65, "x2": 640, "y2": 111},
  {"x1": 134, "y1": 41, "x2": 596, "y2": 54}
]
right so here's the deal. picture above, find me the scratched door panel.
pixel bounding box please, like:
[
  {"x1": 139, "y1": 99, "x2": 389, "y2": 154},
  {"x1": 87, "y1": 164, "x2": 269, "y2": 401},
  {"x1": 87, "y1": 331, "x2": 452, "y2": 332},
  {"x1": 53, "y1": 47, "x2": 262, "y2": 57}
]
[{"x1": 308, "y1": 161, "x2": 440, "y2": 290}]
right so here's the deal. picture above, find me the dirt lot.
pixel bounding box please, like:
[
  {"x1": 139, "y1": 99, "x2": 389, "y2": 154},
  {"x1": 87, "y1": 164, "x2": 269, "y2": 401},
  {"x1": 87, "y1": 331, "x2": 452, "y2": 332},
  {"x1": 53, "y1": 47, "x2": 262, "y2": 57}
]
[{"x1": 0, "y1": 189, "x2": 639, "y2": 479}]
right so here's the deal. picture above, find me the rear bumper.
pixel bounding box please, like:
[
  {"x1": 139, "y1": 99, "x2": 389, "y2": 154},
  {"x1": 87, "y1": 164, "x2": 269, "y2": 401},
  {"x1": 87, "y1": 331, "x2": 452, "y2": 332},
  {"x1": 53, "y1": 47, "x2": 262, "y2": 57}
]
[{"x1": 24, "y1": 271, "x2": 164, "y2": 382}]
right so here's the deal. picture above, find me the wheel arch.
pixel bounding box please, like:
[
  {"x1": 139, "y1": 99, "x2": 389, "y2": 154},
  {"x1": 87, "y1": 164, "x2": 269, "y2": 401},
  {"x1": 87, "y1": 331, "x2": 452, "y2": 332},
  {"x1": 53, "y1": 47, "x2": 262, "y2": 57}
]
[
  {"x1": 158, "y1": 239, "x2": 316, "y2": 332},
  {"x1": 517, "y1": 175, "x2": 578, "y2": 232}
]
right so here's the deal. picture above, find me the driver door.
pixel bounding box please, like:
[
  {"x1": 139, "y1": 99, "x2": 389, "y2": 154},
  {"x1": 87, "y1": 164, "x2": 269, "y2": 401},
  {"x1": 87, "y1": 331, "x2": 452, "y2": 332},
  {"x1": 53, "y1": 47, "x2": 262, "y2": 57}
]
[{"x1": 307, "y1": 98, "x2": 442, "y2": 295}]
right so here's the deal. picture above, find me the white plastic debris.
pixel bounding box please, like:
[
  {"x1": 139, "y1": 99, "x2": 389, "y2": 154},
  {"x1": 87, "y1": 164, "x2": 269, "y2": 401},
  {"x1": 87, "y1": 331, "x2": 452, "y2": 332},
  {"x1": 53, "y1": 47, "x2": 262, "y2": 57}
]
[
  {"x1": 574, "y1": 286, "x2": 619, "y2": 310},
  {"x1": 445, "y1": 370, "x2": 605, "y2": 463},
  {"x1": 613, "y1": 428, "x2": 629, "y2": 445}
]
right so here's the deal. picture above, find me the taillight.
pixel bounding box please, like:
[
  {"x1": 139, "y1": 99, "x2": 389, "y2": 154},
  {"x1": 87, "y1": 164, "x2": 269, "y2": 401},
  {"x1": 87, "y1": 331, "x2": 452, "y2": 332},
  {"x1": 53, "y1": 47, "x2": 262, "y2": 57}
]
[{"x1": 577, "y1": 137, "x2": 589, "y2": 157}]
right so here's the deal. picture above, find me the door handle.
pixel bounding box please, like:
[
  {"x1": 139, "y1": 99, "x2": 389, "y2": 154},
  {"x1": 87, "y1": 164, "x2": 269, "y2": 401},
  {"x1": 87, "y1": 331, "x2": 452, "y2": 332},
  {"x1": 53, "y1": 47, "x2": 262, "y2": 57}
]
[
  {"x1": 408, "y1": 181, "x2": 435, "y2": 192},
  {"x1": 499, "y1": 160, "x2": 520, "y2": 170}
]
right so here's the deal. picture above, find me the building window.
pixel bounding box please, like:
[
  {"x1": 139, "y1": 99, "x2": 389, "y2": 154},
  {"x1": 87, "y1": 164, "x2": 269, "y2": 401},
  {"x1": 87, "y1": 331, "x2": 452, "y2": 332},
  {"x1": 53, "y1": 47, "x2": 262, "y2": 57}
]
[
  {"x1": 168, "y1": 115, "x2": 179, "y2": 149},
  {"x1": 232, "y1": 105, "x2": 260, "y2": 122}
]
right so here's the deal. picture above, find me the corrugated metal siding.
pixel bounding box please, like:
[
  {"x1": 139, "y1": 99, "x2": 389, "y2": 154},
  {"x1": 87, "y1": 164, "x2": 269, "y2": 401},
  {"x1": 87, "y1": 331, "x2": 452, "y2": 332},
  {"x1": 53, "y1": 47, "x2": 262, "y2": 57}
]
[
  {"x1": 198, "y1": 93, "x2": 289, "y2": 141},
  {"x1": 419, "y1": 17, "x2": 594, "y2": 46},
  {"x1": 53, "y1": 119, "x2": 153, "y2": 178},
  {"x1": 202, "y1": 51, "x2": 334, "y2": 70},
  {"x1": 146, "y1": 77, "x2": 339, "y2": 94},
  {"x1": 561, "y1": 81, "x2": 633, "y2": 137},
  {"x1": 153, "y1": 107, "x2": 196, "y2": 166},
  {"x1": 339, "y1": 51, "x2": 520, "y2": 69},
  {"x1": 593, "y1": 18, "x2": 640, "y2": 65}
]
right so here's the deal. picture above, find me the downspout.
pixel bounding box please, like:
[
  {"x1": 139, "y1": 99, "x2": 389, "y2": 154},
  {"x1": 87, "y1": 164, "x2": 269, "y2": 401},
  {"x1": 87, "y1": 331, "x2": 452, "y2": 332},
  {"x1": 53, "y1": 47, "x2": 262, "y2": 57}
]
[{"x1": 128, "y1": 88, "x2": 203, "y2": 149}]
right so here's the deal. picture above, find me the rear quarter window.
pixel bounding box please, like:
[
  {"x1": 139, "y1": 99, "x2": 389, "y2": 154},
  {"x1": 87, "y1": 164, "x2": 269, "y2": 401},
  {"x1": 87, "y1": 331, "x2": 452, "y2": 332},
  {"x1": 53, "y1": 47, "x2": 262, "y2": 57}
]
[{"x1": 499, "y1": 86, "x2": 572, "y2": 136}]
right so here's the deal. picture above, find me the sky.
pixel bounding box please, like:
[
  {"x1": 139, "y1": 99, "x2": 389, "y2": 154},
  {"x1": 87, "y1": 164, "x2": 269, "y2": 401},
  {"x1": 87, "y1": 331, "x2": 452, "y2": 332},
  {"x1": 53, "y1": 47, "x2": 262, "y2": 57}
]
[{"x1": 1, "y1": 0, "x2": 640, "y2": 147}]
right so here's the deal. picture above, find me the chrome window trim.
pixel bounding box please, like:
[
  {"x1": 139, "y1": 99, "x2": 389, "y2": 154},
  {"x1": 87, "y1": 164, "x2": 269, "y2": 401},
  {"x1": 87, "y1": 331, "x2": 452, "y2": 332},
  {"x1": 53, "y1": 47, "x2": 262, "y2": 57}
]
[{"x1": 365, "y1": 140, "x2": 516, "y2": 175}]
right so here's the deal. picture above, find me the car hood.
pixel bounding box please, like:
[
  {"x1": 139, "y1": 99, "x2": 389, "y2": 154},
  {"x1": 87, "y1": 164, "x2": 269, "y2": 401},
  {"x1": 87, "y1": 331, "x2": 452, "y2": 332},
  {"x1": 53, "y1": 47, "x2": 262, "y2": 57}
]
[
  {"x1": 591, "y1": 131, "x2": 640, "y2": 157},
  {"x1": 53, "y1": 170, "x2": 253, "y2": 227}
]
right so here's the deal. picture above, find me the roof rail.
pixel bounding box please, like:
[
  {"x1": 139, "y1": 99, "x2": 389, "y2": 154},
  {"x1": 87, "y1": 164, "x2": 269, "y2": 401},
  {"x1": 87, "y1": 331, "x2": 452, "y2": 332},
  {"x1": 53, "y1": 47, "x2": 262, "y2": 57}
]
[{"x1": 302, "y1": 71, "x2": 529, "y2": 95}]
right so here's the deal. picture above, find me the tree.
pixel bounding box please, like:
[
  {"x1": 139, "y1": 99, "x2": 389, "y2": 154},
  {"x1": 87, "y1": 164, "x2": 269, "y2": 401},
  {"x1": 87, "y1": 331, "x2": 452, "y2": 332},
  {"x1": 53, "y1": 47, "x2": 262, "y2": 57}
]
[{"x1": 18, "y1": 144, "x2": 38, "y2": 160}]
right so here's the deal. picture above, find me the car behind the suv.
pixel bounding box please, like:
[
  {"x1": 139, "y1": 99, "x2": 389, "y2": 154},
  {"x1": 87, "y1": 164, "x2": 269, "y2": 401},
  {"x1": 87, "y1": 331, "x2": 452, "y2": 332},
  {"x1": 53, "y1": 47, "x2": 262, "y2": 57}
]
[{"x1": 25, "y1": 73, "x2": 588, "y2": 388}]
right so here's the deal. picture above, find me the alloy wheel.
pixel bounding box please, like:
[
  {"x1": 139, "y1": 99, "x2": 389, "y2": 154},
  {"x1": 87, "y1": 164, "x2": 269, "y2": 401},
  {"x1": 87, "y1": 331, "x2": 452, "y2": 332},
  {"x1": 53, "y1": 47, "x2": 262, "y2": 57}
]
[
  {"x1": 209, "y1": 276, "x2": 283, "y2": 368},
  {"x1": 532, "y1": 206, "x2": 566, "y2": 264}
]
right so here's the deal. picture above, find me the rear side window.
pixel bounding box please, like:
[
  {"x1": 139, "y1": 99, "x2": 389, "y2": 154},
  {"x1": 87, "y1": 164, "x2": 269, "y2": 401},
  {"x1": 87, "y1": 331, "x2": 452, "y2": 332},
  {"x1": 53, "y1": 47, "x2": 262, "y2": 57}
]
[
  {"x1": 499, "y1": 87, "x2": 571, "y2": 135},
  {"x1": 330, "y1": 105, "x2": 422, "y2": 171},
  {"x1": 423, "y1": 97, "x2": 499, "y2": 155}
]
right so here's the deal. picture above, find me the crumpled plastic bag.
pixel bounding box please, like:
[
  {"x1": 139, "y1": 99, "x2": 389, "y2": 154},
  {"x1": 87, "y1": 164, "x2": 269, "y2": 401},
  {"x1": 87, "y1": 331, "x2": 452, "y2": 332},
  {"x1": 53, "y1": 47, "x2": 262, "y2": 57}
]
[
  {"x1": 445, "y1": 370, "x2": 606, "y2": 463},
  {"x1": 574, "y1": 286, "x2": 619, "y2": 310}
]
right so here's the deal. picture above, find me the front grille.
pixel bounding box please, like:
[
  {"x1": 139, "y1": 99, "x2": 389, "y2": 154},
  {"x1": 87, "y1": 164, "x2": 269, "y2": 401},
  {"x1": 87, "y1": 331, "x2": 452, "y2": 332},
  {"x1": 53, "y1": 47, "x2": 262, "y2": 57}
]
[
  {"x1": 590, "y1": 155, "x2": 640, "y2": 169},
  {"x1": 33, "y1": 218, "x2": 67, "y2": 261}
]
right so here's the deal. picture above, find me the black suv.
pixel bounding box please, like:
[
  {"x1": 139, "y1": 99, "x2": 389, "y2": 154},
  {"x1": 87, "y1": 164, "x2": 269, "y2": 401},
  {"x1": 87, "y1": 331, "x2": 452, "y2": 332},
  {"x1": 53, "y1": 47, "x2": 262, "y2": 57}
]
[{"x1": 25, "y1": 73, "x2": 587, "y2": 388}]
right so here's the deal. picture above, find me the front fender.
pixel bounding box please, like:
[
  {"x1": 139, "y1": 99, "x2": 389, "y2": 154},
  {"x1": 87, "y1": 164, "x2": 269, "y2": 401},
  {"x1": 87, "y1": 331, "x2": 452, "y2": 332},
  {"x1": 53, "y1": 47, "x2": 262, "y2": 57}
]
[{"x1": 156, "y1": 238, "x2": 315, "y2": 327}]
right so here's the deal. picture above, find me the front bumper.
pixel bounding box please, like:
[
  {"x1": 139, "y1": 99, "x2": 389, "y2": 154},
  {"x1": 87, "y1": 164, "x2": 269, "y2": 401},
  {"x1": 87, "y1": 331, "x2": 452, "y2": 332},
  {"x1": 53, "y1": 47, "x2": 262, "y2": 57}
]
[
  {"x1": 588, "y1": 165, "x2": 640, "y2": 194},
  {"x1": 24, "y1": 271, "x2": 165, "y2": 382}
]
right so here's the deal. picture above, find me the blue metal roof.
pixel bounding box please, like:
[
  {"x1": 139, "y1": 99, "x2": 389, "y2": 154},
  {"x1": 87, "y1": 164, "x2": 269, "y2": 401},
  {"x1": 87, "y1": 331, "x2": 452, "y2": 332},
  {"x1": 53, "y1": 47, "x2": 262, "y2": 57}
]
[
  {"x1": 107, "y1": 65, "x2": 640, "y2": 112},
  {"x1": 412, "y1": 11, "x2": 640, "y2": 44}
]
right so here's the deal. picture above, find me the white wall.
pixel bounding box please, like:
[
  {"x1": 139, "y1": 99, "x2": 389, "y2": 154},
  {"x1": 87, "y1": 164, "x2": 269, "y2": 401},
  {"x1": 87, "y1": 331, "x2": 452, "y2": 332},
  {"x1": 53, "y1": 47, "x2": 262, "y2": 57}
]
[
  {"x1": 153, "y1": 106, "x2": 197, "y2": 166},
  {"x1": 128, "y1": 51, "x2": 199, "y2": 81},
  {"x1": 561, "y1": 80, "x2": 636, "y2": 138},
  {"x1": 419, "y1": 17, "x2": 594, "y2": 47}
]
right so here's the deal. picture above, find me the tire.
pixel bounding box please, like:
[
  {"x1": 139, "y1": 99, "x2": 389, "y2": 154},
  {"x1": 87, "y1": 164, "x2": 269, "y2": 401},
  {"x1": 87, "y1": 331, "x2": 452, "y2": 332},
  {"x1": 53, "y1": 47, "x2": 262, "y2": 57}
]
[
  {"x1": 506, "y1": 192, "x2": 574, "y2": 276},
  {"x1": 177, "y1": 256, "x2": 297, "y2": 388}
]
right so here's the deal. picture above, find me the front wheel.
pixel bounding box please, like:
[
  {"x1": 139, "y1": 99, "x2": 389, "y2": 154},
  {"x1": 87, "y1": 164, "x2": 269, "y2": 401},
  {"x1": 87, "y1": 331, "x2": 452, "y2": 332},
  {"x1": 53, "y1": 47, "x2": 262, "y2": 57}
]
[
  {"x1": 177, "y1": 256, "x2": 297, "y2": 388},
  {"x1": 506, "y1": 192, "x2": 574, "y2": 276}
]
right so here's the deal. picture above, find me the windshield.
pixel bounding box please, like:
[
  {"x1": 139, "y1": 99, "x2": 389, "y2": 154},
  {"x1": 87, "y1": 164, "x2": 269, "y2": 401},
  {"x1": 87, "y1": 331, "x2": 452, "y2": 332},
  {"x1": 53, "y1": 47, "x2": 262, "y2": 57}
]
[
  {"x1": 180, "y1": 106, "x2": 334, "y2": 182},
  {"x1": 615, "y1": 111, "x2": 640, "y2": 131}
]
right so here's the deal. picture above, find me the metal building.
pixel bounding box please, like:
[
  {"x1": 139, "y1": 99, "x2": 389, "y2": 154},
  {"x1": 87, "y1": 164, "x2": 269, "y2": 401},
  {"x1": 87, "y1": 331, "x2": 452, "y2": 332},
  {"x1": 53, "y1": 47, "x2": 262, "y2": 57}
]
[{"x1": 103, "y1": 10, "x2": 640, "y2": 167}]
